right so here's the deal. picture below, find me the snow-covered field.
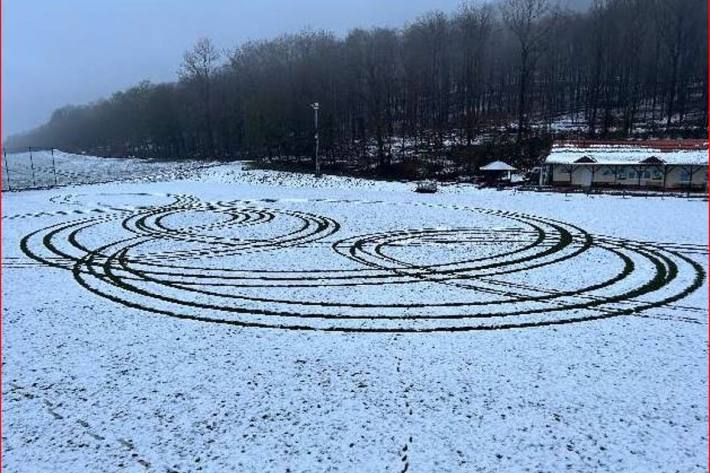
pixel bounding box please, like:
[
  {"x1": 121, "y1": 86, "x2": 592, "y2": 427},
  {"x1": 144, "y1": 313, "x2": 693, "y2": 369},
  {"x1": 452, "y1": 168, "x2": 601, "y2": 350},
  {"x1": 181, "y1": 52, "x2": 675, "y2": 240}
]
[
  {"x1": 2, "y1": 157, "x2": 708, "y2": 472},
  {"x1": 3, "y1": 150, "x2": 217, "y2": 191}
]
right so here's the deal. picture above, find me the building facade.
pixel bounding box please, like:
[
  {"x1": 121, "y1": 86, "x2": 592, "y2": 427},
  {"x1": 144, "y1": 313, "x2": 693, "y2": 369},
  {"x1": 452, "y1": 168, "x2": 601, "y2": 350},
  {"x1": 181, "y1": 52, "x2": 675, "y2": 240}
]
[{"x1": 541, "y1": 140, "x2": 708, "y2": 191}]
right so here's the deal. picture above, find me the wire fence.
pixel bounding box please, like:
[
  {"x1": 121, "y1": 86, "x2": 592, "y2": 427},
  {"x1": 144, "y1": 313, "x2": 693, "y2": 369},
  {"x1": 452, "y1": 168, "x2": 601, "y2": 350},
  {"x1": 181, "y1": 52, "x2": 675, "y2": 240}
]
[
  {"x1": 2, "y1": 147, "x2": 60, "y2": 191},
  {"x1": 2, "y1": 147, "x2": 220, "y2": 192}
]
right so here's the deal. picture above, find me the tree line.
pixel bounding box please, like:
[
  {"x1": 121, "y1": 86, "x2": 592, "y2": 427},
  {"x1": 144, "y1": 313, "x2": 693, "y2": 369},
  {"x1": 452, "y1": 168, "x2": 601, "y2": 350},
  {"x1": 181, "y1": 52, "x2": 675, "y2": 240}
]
[{"x1": 6, "y1": 0, "x2": 707, "y2": 175}]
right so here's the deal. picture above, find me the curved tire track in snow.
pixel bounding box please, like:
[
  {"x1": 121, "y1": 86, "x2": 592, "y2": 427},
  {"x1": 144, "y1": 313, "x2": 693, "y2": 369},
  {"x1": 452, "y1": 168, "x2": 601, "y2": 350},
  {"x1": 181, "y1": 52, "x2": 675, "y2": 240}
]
[{"x1": 17, "y1": 194, "x2": 705, "y2": 332}]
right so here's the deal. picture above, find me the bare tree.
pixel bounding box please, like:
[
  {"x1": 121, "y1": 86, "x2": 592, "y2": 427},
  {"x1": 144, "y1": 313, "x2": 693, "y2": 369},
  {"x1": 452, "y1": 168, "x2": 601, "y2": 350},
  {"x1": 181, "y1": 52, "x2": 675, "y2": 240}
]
[
  {"x1": 8, "y1": 1, "x2": 708, "y2": 171},
  {"x1": 455, "y1": 3, "x2": 493, "y2": 144},
  {"x1": 501, "y1": 0, "x2": 557, "y2": 146},
  {"x1": 180, "y1": 37, "x2": 221, "y2": 157},
  {"x1": 655, "y1": 0, "x2": 703, "y2": 129}
]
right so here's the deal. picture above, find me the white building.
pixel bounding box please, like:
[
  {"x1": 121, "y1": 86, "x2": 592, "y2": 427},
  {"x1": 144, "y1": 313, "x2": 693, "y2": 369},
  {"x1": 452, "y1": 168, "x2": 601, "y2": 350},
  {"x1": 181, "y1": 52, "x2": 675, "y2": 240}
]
[{"x1": 541, "y1": 140, "x2": 708, "y2": 191}]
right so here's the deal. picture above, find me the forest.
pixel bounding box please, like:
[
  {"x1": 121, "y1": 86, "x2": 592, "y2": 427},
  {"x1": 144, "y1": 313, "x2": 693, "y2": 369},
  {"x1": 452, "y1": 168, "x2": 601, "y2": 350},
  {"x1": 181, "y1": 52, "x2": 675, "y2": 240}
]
[{"x1": 6, "y1": 0, "x2": 708, "y2": 178}]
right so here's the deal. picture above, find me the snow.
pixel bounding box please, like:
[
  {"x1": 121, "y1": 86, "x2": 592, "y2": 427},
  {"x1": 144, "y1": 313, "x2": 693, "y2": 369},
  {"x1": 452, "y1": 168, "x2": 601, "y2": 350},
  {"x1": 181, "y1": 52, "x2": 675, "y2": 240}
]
[
  {"x1": 479, "y1": 160, "x2": 517, "y2": 171},
  {"x1": 3, "y1": 157, "x2": 708, "y2": 472},
  {"x1": 547, "y1": 113, "x2": 588, "y2": 133},
  {"x1": 3, "y1": 150, "x2": 217, "y2": 191},
  {"x1": 198, "y1": 161, "x2": 408, "y2": 191},
  {"x1": 546, "y1": 142, "x2": 708, "y2": 166}
]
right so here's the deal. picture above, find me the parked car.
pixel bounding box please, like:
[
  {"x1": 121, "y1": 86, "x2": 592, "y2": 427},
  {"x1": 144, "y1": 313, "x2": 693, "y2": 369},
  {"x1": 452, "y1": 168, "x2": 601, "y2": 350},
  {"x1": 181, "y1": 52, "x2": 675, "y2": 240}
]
[{"x1": 415, "y1": 180, "x2": 438, "y2": 193}]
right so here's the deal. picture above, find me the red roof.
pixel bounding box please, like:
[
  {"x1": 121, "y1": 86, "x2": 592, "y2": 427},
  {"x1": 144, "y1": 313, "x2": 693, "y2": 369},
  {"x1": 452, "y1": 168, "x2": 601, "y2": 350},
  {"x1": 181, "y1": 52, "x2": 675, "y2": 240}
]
[{"x1": 556, "y1": 140, "x2": 707, "y2": 152}]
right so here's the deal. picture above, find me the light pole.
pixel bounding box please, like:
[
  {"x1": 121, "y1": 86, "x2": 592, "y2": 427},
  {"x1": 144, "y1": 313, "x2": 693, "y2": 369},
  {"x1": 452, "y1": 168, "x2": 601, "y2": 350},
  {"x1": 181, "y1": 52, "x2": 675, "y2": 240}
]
[{"x1": 310, "y1": 102, "x2": 320, "y2": 177}]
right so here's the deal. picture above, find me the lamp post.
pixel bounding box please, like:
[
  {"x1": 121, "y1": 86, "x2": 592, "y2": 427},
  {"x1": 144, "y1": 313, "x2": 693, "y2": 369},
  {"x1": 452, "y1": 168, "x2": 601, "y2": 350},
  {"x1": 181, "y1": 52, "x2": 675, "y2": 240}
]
[{"x1": 310, "y1": 102, "x2": 320, "y2": 177}]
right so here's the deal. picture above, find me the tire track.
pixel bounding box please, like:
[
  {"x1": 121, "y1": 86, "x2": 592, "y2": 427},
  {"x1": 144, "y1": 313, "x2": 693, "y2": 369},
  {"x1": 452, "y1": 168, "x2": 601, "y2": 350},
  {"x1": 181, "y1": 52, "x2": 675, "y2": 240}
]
[{"x1": 11, "y1": 194, "x2": 706, "y2": 332}]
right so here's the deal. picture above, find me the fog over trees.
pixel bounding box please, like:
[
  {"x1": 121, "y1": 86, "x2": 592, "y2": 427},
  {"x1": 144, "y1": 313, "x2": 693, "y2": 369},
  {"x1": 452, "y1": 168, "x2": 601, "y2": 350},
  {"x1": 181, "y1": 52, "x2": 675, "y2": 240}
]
[{"x1": 6, "y1": 0, "x2": 707, "y2": 174}]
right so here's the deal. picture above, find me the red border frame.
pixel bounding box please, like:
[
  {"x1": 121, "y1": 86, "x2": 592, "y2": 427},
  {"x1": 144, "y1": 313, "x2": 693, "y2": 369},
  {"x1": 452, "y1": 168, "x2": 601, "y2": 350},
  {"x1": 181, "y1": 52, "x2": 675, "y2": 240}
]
[
  {"x1": 1, "y1": 0, "x2": 5, "y2": 469},
  {"x1": 0, "y1": 2, "x2": 706, "y2": 471},
  {"x1": 706, "y1": 0, "x2": 709, "y2": 467}
]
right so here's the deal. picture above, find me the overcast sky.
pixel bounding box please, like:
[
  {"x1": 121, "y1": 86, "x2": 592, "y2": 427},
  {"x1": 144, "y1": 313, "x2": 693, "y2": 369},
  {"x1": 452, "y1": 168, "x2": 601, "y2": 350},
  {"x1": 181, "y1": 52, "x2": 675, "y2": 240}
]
[{"x1": 2, "y1": 0, "x2": 474, "y2": 139}]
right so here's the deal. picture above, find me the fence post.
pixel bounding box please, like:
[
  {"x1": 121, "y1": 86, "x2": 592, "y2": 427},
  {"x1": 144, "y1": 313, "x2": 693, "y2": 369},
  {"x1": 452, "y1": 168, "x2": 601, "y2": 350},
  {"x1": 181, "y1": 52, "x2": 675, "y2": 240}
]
[
  {"x1": 29, "y1": 146, "x2": 37, "y2": 188},
  {"x1": 3, "y1": 149, "x2": 10, "y2": 191},
  {"x1": 51, "y1": 148, "x2": 58, "y2": 186}
]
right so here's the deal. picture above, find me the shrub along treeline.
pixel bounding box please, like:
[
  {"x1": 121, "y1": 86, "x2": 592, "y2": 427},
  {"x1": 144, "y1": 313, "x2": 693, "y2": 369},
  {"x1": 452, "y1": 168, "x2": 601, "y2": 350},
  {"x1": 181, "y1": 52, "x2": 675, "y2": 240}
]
[{"x1": 6, "y1": 0, "x2": 707, "y2": 176}]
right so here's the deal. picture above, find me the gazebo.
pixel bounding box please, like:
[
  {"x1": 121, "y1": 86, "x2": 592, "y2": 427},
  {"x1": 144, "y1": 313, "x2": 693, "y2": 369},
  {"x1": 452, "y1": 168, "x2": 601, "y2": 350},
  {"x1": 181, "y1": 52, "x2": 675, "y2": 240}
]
[{"x1": 479, "y1": 160, "x2": 517, "y2": 185}]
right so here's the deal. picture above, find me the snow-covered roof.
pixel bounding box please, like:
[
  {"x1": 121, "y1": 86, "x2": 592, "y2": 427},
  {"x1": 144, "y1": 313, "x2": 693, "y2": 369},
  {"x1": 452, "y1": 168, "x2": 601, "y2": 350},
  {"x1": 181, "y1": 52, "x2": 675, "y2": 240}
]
[
  {"x1": 545, "y1": 141, "x2": 708, "y2": 166},
  {"x1": 480, "y1": 160, "x2": 517, "y2": 171}
]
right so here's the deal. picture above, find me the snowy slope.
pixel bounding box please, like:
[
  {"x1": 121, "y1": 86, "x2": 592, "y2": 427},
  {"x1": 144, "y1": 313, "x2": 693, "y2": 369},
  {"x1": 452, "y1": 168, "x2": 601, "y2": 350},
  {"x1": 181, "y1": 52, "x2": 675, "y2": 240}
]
[{"x1": 2, "y1": 159, "x2": 707, "y2": 472}]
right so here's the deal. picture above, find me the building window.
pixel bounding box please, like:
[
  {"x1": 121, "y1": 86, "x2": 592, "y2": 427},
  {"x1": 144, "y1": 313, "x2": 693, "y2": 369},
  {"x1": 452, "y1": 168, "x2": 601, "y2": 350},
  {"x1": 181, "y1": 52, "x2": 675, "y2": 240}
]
[
  {"x1": 602, "y1": 168, "x2": 614, "y2": 177},
  {"x1": 651, "y1": 169, "x2": 663, "y2": 180},
  {"x1": 680, "y1": 169, "x2": 691, "y2": 182}
]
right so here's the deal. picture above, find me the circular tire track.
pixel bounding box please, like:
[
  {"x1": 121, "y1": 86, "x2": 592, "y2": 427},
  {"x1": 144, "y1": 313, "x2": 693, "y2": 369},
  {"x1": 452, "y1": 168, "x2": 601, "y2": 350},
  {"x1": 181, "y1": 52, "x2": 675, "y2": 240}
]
[{"x1": 17, "y1": 194, "x2": 706, "y2": 332}]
